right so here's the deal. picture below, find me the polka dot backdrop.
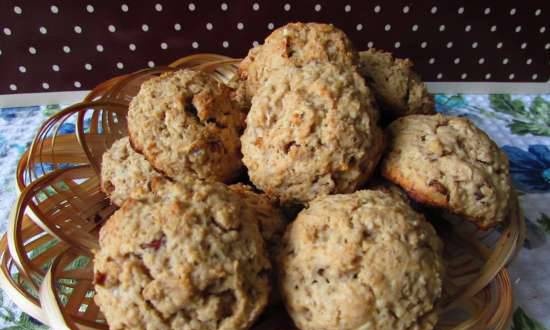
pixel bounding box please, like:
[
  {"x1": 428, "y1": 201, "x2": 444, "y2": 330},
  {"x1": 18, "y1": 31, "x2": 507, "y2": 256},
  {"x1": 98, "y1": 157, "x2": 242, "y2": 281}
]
[{"x1": 0, "y1": 0, "x2": 548, "y2": 94}]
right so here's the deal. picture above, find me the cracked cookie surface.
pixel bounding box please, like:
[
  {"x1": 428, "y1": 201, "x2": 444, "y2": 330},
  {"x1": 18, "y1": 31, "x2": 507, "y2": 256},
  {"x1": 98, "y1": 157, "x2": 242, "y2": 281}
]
[
  {"x1": 128, "y1": 69, "x2": 245, "y2": 183},
  {"x1": 241, "y1": 63, "x2": 383, "y2": 203},
  {"x1": 277, "y1": 189, "x2": 444, "y2": 330},
  {"x1": 94, "y1": 178, "x2": 270, "y2": 330},
  {"x1": 381, "y1": 114, "x2": 512, "y2": 228}
]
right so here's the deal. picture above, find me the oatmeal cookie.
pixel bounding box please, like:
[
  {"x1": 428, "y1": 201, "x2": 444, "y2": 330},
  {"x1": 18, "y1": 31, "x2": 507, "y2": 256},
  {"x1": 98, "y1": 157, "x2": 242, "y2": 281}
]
[
  {"x1": 381, "y1": 114, "x2": 511, "y2": 228},
  {"x1": 277, "y1": 189, "x2": 444, "y2": 330}
]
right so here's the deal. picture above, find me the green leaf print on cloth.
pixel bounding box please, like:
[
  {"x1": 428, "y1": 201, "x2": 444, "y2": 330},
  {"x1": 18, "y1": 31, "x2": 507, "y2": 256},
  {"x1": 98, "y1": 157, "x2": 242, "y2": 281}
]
[
  {"x1": 537, "y1": 213, "x2": 550, "y2": 234},
  {"x1": 490, "y1": 95, "x2": 550, "y2": 136},
  {"x1": 0, "y1": 295, "x2": 47, "y2": 330},
  {"x1": 512, "y1": 307, "x2": 549, "y2": 330}
]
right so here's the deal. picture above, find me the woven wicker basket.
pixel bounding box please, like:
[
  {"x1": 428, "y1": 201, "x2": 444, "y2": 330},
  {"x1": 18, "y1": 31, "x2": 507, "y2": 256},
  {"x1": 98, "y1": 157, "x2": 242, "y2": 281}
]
[{"x1": 0, "y1": 54, "x2": 525, "y2": 330}]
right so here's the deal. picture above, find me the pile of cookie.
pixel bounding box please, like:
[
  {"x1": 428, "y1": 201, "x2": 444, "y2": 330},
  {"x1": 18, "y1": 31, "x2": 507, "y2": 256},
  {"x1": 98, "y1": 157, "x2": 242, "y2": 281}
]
[{"x1": 94, "y1": 23, "x2": 512, "y2": 330}]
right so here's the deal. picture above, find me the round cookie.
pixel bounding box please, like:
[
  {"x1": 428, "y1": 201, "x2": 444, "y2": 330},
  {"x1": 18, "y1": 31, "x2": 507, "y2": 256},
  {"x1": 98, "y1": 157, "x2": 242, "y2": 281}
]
[
  {"x1": 241, "y1": 63, "x2": 384, "y2": 203},
  {"x1": 239, "y1": 22, "x2": 358, "y2": 100},
  {"x1": 381, "y1": 114, "x2": 511, "y2": 228},
  {"x1": 128, "y1": 69, "x2": 244, "y2": 183},
  {"x1": 358, "y1": 49, "x2": 434, "y2": 118},
  {"x1": 100, "y1": 137, "x2": 162, "y2": 206},
  {"x1": 277, "y1": 190, "x2": 444, "y2": 330},
  {"x1": 94, "y1": 178, "x2": 271, "y2": 330}
]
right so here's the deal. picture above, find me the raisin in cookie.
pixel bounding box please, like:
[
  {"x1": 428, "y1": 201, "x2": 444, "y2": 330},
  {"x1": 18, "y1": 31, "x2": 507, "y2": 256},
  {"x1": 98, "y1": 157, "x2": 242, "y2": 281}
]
[
  {"x1": 358, "y1": 49, "x2": 434, "y2": 118},
  {"x1": 277, "y1": 190, "x2": 444, "y2": 330},
  {"x1": 128, "y1": 69, "x2": 244, "y2": 183},
  {"x1": 239, "y1": 22, "x2": 358, "y2": 100},
  {"x1": 94, "y1": 178, "x2": 271, "y2": 330},
  {"x1": 241, "y1": 63, "x2": 383, "y2": 203},
  {"x1": 100, "y1": 137, "x2": 162, "y2": 206},
  {"x1": 381, "y1": 114, "x2": 512, "y2": 228}
]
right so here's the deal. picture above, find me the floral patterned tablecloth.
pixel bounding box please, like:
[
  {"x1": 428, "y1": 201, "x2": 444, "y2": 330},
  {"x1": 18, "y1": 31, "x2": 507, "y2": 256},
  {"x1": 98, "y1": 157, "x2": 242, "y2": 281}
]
[{"x1": 0, "y1": 94, "x2": 549, "y2": 330}]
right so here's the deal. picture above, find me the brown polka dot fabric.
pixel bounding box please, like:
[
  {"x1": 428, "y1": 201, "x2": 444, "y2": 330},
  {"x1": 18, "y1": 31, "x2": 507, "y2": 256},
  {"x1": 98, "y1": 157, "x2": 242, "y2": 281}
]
[{"x1": 0, "y1": 0, "x2": 548, "y2": 94}]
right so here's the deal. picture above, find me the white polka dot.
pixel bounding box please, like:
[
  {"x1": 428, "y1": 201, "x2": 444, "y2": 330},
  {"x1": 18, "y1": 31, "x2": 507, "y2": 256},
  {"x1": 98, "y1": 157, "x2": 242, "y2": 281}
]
[
  {"x1": 29, "y1": 46, "x2": 37, "y2": 54},
  {"x1": 52, "y1": 64, "x2": 60, "y2": 71},
  {"x1": 267, "y1": 22, "x2": 274, "y2": 30},
  {"x1": 509, "y1": 73, "x2": 515, "y2": 80},
  {"x1": 478, "y1": 58, "x2": 485, "y2": 64},
  {"x1": 430, "y1": 6, "x2": 437, "y2": 14},
  {"x1": 384, "y1": 24, "x2": 391, "y2": 31},
  {"x1": 402, "y1": 6, "x2": 409, "y2": 13},
  {"x1": 367, "y1": 41, "x2": 374, "y2": 48},
  {"x1": 454, "y1": 58, "x2": 460, "y2": 64},
  {"x1": 458, "y1": 7, "x2": 464, "y2": 14},
  {"x1": 206, "y1": 22, "x2": 213, "y2": 30},
  {"x1": 13, "y1": 6, "x2": 22, "y2": 14},
  {"x1": 502, "y1": 58, "x2": 509, "y2": 64},
  {"x1": 155, "y1": 3, "x2": 163, "y2": 11},
  {"x1": 485, "y1": 73, "x2": 491, "y2": 80},
  {"x1": 490, "y1": 25, "x2": 497, "y2": 32},
  {"x1": 84, "y1": 63, "x2": 92, "y2": 70},
  {"x1": 314, "y1": 4, "x2": 322, "y2": 11},
  {"x1": 108, "y1": 25, "x2": 116, "y2": 32},
  {"x1": 222, "y1": 41, "x2": 229, "y2": 48},
  {"x1": 526, "y1": 58, "x2": 532, "y2": 65},
  {"x1": 356, "y1": 24, "x2": 363, "y2": 31},
  {"x1": 9, "y1": 84, "x2": 17, "y2": 91},
  {"x1": 3, "y1": 28, "x2": 12, "y2": 36},
  {"x1": 394, "y1": 41, "x2": 400, "y2": 48},
  {"x1": 221, "y1": 3, "x2": 228, "y2": 11},
  {"x1": 174, "y1": 23, "x2": 181, "y2": 31},
  {"x1": 96, "y1": 44, "x2": 104, "y2": 52},
  {"x1": 546, "y1": 43, "x2": 550, "y2": 50},
  {"x1": 74, "y1": 25, "x2": 82, "y2": 33},
  {"x1": 521, "y1": 42, "x2": 527, "y2": 49},
  {"x1": 497, "y1": 42, "x2": 503, "y2": 49},
  {"x1": 42, "y1": 82, "x2": 49, "y2": 89},
  {"x1": 411, "y1": 24, "x2": 418, "y2": 32},
  {"x1": 429, "y1": 58, "x2": 435, "y2": 64},
  {"x1": 237, "y1": 22, "x2": 244, "y2": 30},
  {"x1": 437, "y1": 73, "x2": 443, "y2": 79},
  {"x1": 421, "y1": 41, "x2": 427, "y2": 48},
  {"x1": 252, "y1": 3, "x2": 260, "y2": 11},
  {"x1": 63, "y1": 45, "x2": 71, "y2": 53},
  {"x1": 344, "y1": 4, "x2": 351, "y2": 12},
  {"x1": 18, "y1": 66, "x2": 26, "y2": 73},
  {"x1": 439, "y1": 25, "x2": 445, "y2": 32},
  {"x1": 374, "y1": 5, "x2": 381, "y2": 13},
  {"x1": 192, "y1": 41, "x2": 199, "y2": 49},
  {"x1": 510, "y1": 8, "x2": 516, "y2": 15},
  {"x1": 142, "y1": 24, "x2": 149, "y2": 32},
  {"x1": 446, "y1": 41, "x2": 453, "y2": 48},
  {"x1": 160, "y1": 42, "x2": 168, "y2": 49},
  {"x1": 465, "y1": 25, "x2": 472, "y2": 32},
  {"x1": 0, "y1": 49, "x2": 2, "y2": 56},
  {"x1": 515, "y1": 26, "x2": 522, "y2": 33},
  {"x1": 461, "y1": 73, "x2": 467, "y2": 79},
  {"x1": 74, "y1": 81, "x2": 82, "y2": 88},
  {"x1": 129, "y1": 43, "x2": 136, "y2": 51},
  {"x1": 188, "y1": 3, "x2": 196, "y2": 11},
  {"x1": 484, "y1": 7, "x2": 491, "y2": 15},
  {"x1": 121, "y1": 4, "x2": 129, "y2": 12},
  {"x1": 535, "y1": 9, "x2": 541, "y2": 16},
  {"x1": 532, "y1": 74, "x2": 538, "y2": 80},
  {"x1": 252, "y1": 41, "x2": 260, "y2": 47},
  {"x1": 116, "y1": 62, "x2": 124, "y2": 69},
  {"x1": 148, "y1": 61, "x2": 155, "y2": 67},
  {"x1": 284, "y1": 3, "x2": 291, "y2": 11},
  {"x1": 50, "y1": 5, "x2": 59, "y2": 14},
  {"x1": 39, "y1": 26, "x2": 47, "y2": 34},
  {"x1": 472, "y1": 42, "x2": 478, "y2": 48},
  {"x1": 540, "y1": 26, "x2": 546, "y2": 33},
  {"x1": 86, "y1": 4, "x2": 94, "y2": 13}
]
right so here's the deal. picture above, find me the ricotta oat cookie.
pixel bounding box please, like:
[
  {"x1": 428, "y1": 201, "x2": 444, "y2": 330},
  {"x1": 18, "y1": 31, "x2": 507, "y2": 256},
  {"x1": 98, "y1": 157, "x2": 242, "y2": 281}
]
[
  {"x1": 277, "y1": 190, "x2": 444, "y2": 330},
  {"x1": 381, "y1": 114, "x2": 511, "y2": 228},
  {"x1": 128, "y1": 69, "x2": 244, "y2": 183},
  {"x1": 239, "y1": 22, "x2": 358, "y2": 100},
  {"x1": 241, "y1": 63, "x2": 383, "y2": 203},
  {"x1": 94, "y1": 178, "x2": 271, "y2": 330},
  {"x1": 100, "y1": 137, "x2": 162, "y2": 206},
  {"x1": 359, "y1": 49, "x2": 434, "y2": 118}
]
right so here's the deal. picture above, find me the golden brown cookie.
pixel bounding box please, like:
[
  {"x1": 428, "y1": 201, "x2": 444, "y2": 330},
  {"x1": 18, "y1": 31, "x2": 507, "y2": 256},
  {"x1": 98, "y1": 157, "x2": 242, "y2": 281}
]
[
  {"x1": 239, "y1": 22, "x2": 358, "y2": 100},
  {"x1": 100, "y1": 137, "x2": 162, "y2": 206},
  {"x1": 381, "y1": 114, "x2": 512, "y2": 228},
  {"x1": 277, "y1": 189, "x2": 444, "y2": 330},
  {"x1": 359, "y1": 49, "x2": 434, "y2": 118},
  {"x1": 128, "y1": 69, "x2": 244, "y2": 183},
  {"x1": 94, "y1": 178, "x2": 271, "y2": 330},
  {"x1": 241, "y1": 63, "x2": 383, "y2": 203}
]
